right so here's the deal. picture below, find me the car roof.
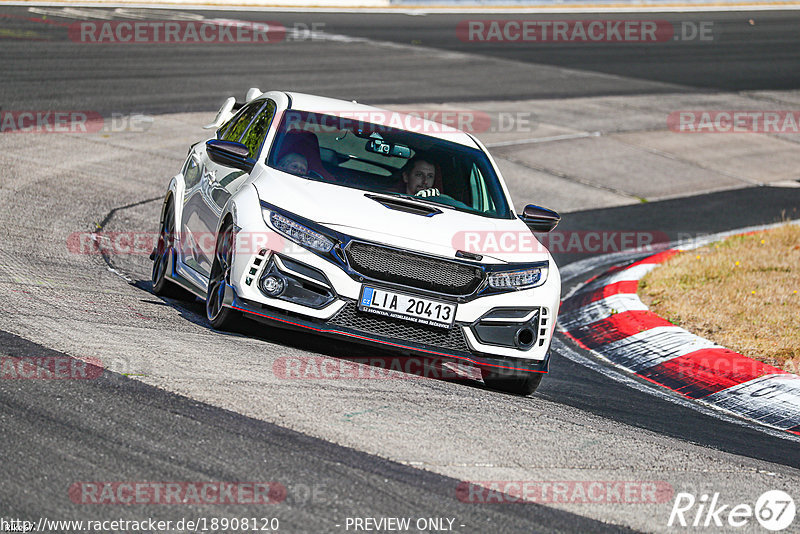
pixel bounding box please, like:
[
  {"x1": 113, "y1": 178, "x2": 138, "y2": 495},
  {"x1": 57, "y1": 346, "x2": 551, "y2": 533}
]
[{"x1": 283, "y1": 91, "x2": 480, "y2": 148}]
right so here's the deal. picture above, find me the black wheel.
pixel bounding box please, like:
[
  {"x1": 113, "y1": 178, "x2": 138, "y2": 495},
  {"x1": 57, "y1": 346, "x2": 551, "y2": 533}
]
[
  {"x1": 206, "y1": 220, "x2": 241, "y2": 330},
  {"x1": 152, "y1": 199, "x2": 190, "y2": 299},
  {"x1": 482, "y1": 368, "x2": 544, "y2": 396}
]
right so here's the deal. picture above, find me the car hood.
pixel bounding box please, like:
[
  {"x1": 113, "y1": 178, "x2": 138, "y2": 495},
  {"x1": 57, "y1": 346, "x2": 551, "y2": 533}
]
[{"x1": 254, "y1": 171, "x2": 550, "y2": 264}]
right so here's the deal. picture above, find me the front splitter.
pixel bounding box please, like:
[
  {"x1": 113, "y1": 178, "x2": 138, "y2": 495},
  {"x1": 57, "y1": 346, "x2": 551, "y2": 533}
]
[{"x1": 225, "y1": 287, "x2": 550, "y2": 375}]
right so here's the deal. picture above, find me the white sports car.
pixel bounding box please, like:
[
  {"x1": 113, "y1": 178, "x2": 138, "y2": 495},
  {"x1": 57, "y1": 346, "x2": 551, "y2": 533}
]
[{"x1": 151, "y1": 90, "x2": 561, "y2": 395}]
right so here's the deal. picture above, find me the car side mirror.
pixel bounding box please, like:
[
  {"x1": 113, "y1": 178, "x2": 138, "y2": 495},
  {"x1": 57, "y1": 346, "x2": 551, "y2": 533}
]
[
  {"x1": 519, "y1": 204, "x2": 560, "y2": 233},
  {"x1": 206, "y1": 139, "x2": 256, "y2": 173}
]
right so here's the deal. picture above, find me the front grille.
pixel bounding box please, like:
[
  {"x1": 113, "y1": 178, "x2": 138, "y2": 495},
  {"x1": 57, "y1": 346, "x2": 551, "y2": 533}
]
[
  {"x1": 346, "y1": 241, "x2": 484, "y2": 296},
  {"x1": 329, "y1": 302, "x2": 470, "y2": 353}
]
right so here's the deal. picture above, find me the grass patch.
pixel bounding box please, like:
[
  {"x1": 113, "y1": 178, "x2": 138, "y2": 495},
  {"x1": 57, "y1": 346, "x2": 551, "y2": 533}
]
[{"x1": 639, "y1": 223, "x2": 800, "y2": 373}]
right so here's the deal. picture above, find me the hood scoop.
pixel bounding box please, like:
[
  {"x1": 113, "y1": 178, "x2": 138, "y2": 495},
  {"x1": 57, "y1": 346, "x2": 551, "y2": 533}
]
[{"x1": 365, "y1": 193, "x2": 442, "y2": 217}]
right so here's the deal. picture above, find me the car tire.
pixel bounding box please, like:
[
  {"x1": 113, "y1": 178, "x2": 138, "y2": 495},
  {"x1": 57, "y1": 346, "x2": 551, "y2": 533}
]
[
  {"x1": 152, "y1": 199, "x2": 191, "y2": 300},
  {"x1": 206, "y1": 219, "x2": 241, "y2": 331},
  {"x1": 482, "y1": 369, "x2": 543, "y2": 396}
]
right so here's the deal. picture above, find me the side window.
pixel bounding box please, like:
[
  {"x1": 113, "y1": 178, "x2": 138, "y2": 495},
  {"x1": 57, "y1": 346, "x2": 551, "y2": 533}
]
[
  {"x1": 220, "y1": 102, "x2": 263, "y2": 144},
  {"x1": 468, "y1": 164, "x2": 497, "y2": 214},
  {"x1": 184, "y1": 155, "x2": 202, "y2": 190},
  {"x1": 240, "y1": 100, "x2": 276, "y2": 158},
  {"x1": 469, "y1": 164, "x2": 486, "y2": 212}
]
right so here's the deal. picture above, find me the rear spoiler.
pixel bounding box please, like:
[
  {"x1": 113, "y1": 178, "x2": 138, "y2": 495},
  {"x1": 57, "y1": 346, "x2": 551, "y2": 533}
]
[{"x1": 203, "y1": 87, "x2": 263, "y2": 130}]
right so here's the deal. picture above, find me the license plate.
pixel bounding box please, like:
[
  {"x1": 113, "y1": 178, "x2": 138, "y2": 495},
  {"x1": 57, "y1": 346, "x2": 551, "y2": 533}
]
[{"x1": 358, "y1": 286, "x2": 456, "y2": 329}]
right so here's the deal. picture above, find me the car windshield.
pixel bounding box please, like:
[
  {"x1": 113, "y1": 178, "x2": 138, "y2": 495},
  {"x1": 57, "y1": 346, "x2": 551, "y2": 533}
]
[{"x1": 266, "y1": 110, "x2": 514, "y2": 219}]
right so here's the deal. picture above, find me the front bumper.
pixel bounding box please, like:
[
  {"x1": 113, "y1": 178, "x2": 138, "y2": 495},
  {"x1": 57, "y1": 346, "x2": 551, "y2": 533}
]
[
  {"x1": 228, "y1": 206, "x2": 561, "y2": 372},
  {"x1": 226, "y1": 286, "x2": 551, "y2": 374}
]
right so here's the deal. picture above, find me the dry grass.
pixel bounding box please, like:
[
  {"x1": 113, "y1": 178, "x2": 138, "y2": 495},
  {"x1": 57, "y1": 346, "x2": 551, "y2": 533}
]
[{"x1": 639, "y1": 223, "x2": 800, "y2": 373}]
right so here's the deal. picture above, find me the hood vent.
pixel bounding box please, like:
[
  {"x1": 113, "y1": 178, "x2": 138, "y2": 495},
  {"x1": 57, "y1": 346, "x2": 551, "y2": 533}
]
[{"x1": 365, "y1": 194, "x2": 442, "y2": 217}]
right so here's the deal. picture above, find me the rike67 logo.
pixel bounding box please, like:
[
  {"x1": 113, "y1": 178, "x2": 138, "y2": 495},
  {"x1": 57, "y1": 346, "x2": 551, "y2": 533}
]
[{"x1": 669, "y1": 490, "x2": 795, "y2": 531}]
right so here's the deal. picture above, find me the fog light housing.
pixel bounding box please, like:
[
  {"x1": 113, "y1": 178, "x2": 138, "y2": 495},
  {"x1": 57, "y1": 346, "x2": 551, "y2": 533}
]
[
  {"x1": 260, "y1": 274, "x2": 285, "y2": 296},
  {"x1": 515, "y1": 327, "x2": 535, "y2": 350},
  {"x1": 471, "y1": 308, "x2": 540, "y2": 351}
]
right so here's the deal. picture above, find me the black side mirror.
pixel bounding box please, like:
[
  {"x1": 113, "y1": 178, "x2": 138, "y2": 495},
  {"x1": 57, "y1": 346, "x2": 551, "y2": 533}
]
[
  {"x1": 206, "y1": 139, "x2": 256, "y2": 173},
  {"x1": 519, "y1": 204, "x2": 560, "y2": 233}
]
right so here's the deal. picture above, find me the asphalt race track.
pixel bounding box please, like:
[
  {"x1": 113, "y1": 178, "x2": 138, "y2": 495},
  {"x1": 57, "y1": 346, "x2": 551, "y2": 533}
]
[
  {"x1": 2, "y1": 9, "x2": 800, "y2": 111},
  {"x1": 1, "y1": 6, "x2": 800, "y2": 534}
]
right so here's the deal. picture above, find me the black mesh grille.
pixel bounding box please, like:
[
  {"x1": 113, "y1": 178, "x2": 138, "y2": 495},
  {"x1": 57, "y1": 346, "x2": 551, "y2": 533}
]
[
  {"x1": 346, "y1": 242, "x2": 484, "y2": 296},
  {"x1": 329, "y1": 302, "x2": 470, "y2": 353}
]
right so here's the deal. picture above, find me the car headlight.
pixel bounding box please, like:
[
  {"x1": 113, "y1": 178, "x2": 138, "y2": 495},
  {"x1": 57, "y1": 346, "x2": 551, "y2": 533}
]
[
  {"x1": 265, "y1": 210, "x2": 333, "y2": 253},
  {"x1": 487, "y1": 265, "x2": 547, "y2": 290}
]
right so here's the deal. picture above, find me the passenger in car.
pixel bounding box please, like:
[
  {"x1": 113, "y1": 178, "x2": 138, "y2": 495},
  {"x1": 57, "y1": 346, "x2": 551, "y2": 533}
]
[
  {"x1": 276, "y1": 153, "x2": 308, "y2": 176},
  {"x1": 274, "y1": 130, "x2": 338, "y2": 182}
]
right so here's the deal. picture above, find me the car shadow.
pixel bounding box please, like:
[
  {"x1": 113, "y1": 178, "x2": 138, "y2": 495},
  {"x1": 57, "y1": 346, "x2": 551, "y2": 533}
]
[{"x1": 135, "y1": 278, "x2": 492, "y2": 392}]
